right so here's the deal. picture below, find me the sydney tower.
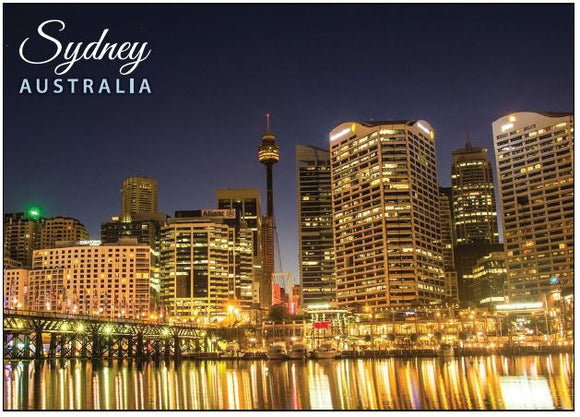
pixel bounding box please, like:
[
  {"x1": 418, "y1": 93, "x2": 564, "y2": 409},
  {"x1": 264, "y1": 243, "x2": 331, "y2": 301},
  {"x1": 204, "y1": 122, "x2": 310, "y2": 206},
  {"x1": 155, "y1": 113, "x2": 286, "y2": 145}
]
[{"x1": 258, "y1": 114, "x2": 279, "y2": 309}]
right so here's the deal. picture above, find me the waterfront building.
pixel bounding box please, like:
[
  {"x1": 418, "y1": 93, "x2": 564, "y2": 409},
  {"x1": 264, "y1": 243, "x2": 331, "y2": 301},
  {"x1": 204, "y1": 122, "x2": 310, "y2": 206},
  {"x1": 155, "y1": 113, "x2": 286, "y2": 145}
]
[
  {"x1": 26, "y1": 239, "x2": 151, "y2": 317},
  {"x1": 438, "y1": 187, "x2": 458, "y2": 303},
  {"x1": 101, "y1": 215, "x2": 166, "y2": 299},
  {"x1": 160, "y1": 210, "x2": 253, "y2": 320},
  {"x1": 454, "y1": 243, "x2": 504, "y2": 305},
  {"x1": 329, "y1": 120, "x2": 446, "y2": 310},
  {"x1": 296, "y1": 145, "x2": 335, "y2": 307},
  {"x1": 39, "y1": 216, "x2": 89, "y2": 249},
  {"x1": 3, "y1": 268, "x2": 28, "y2": 309},
  {"x1": 257, "y1": 114, "x2": 279, "y2": 309},
  {"x1": 451, "y1": 139, "x2": 499, "y2": 245},
  {"x1": 470, "y1": 251, "x2": 507, "y2": 306},
  {"x1": 120, "y1": 176, "x2": 159, "y2": 222},
  {"x1": 3, "y1": 210, "x2": 44, "y2": 267},
  {"x1": 216, "y1": 188, "x2": 262, "y2": 307},
  {"x1": 492, "y1": 112, "x2": 574, "y2": 301}
]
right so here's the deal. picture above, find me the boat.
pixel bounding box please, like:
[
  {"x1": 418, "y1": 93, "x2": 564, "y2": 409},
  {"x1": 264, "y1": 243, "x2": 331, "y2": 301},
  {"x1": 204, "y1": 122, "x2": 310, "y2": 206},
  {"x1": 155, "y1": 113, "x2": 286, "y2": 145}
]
[
  {"x1": 311, "y1": 342, "x2": 339, "y2": 359},
  {"x1": 438, "y1": 343, "x2": 454, "y2": 358},
  {"x1": 267, "y1": 343, "x2": 288, "y2": 360},
  {"x1": 287, "y1": 342, "x2": 308, "y2": 360},
  {"x1": 222, "y1": 342, "x2": 242, "y2": 358}
]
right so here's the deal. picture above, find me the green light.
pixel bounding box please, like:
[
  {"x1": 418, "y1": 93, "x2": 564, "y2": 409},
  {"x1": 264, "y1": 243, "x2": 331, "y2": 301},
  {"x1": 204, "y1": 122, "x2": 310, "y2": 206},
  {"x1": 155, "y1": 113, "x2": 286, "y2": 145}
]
[{"x1": 26, "y1": 207, "x2": 41, "y2": 220}]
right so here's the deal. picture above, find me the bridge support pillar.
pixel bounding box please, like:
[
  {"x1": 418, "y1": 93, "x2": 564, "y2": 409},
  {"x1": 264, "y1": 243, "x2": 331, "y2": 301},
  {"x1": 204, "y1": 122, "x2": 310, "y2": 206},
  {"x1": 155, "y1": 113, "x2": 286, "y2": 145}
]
[
  {"x1": 59, "y1": 333, "x2": 67, "y2": 358},
  {"x1": 107, "y1": 336, "x2": 113, "y2": 360},
  {"x1": 127, "y1": 337, "x2": 134, "y2": 357},
  {"x1": 164, "y1": 338, "x2": 171, "y2": 357},
  {"x1": 117, "y1": 336, "x2": 124, "y2": 359},
  {"x1": 173, "y1": 335, "x2": 180, "y2": 360},
  {"x1": 34, "y1": 331, "x2": 43, "y2": 359},
  {"x1": 92, "y1": 332, "x2": 100, "y2": 358},
  {"x1": 49, "y1": 333, "x2": 57, "y2": 358},
  {"x1": 136, "y1": 334, "x2": 144, "y2": 360}
]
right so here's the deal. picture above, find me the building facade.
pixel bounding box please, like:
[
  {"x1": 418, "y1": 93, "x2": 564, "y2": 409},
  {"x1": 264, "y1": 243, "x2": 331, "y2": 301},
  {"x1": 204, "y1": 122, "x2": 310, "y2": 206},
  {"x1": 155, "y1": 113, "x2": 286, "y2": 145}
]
[
  {"x1": 160, "y1": 210, "x2": 254, "y2": 320},
  {"x1": 26, "y1": 239, "x2": 151, "y2": 317},
  {"x1": 4, "y1": 211, "x2": 44, "y2": 267},
  {"x1": 216, "y1": 188, "x2": 262, "y2": 307},
  {"x1": 492, "y1": 112, "x2": 574, "y2": 301},
  {"x1": 39, "y1": 216, "x2": 89, "y2": 249},
  {"x1": 438, "y1": 187, "x2": 458, "y2": 302},
  {"x1": 329, "y1": 120, "x2": 446, "y2": 311},
  {"x1": 120, "y1": 176, "x2": 159, "y2": 222},
  {"x1": 470, "y1": 251, "x2": 507, "y2": 306},
  {"x1": 451, "y1": 140, "x2": 499, "y2": 245},
  {"x1": 3, "y1": 268, "x2": 28, "y2": 309},
  {"x1": 296, "y1": 145, "x2": 335, "y2": 307}
]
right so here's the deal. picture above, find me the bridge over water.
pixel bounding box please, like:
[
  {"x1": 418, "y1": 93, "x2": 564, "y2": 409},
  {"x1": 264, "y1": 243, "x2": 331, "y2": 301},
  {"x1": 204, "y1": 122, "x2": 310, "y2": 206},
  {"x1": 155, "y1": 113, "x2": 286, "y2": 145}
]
[{"x1": 3, "y1": 309, "x2": 237, "y2": 360}]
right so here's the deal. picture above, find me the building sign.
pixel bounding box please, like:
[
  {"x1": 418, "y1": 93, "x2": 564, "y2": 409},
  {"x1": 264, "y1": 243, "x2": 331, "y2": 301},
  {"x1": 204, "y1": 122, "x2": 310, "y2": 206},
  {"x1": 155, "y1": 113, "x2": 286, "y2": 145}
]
[
  {"x1": 313, "y1": 321, "x2": 331, "y2": 329},
  {"x1": 79, "y1": 240, "x2": 101, "y2": 246},
  {"x1": 201, "y1": 209, "x2": 236, "y2": 219}
]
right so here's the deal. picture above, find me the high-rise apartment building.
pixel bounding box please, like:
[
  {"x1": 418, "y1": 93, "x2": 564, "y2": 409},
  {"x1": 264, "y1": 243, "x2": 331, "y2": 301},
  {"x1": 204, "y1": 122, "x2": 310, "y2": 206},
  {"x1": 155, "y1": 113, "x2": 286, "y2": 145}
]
[
  {"x1": 3, "y1": 268, "x2": 28, "y2": 309},
  {"x1": 26, "y1": 239, "x2": 151, "y2": 317},
  {"x1": 296, "y1": 145, "x2": 335, "y2": 307},
  {"x1": 4, "y1": 211, "x2": 44, "y2": 267},
  {"x1": 101, "y1": 216, "x2": 166, "y2": 300},
  {"x1": 438, "y1": 187, "x2": 458, "y2": 302},
  {"x1": 216, "y1": 188, "x2": 262, "y2": 307},
  {"x1": 451, "y1": 140, "x2": 499, "y2": 245},
  {"x1": 329, "y1": 120, "x2": 446, "y2": 310},
  {"x1": 492, "y1": 112, "x2": 573, "y2": 301},
  {"x1": 39, "y1": 217, "x2": 89, "y2": 249},
  {"x1": 120, "y1": 176, "x2": 159, "y2": 221},
  {"x1": 160, "y1": 210, "x2": 253, "y2": 319}
]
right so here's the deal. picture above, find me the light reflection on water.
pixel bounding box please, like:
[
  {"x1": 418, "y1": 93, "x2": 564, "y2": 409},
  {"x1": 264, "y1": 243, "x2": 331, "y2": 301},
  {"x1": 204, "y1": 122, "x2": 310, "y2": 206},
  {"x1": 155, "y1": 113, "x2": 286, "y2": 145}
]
[{"x1": 3, "y1": 354, "x2": 573, "y2": 410}]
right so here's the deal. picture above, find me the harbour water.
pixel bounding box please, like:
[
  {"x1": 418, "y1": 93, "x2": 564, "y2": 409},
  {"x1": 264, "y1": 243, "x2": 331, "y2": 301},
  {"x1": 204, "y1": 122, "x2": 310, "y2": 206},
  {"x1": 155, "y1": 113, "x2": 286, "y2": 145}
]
[{"x1": 3, "y1": 354, "x2": 573, "y2": 410}]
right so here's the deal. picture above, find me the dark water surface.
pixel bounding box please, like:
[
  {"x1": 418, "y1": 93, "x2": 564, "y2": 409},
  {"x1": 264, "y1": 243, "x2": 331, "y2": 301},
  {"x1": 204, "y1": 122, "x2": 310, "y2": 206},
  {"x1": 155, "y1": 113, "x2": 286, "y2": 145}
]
[{"x1": 4, "y1": 354, "x2": 573, "y2": 410}]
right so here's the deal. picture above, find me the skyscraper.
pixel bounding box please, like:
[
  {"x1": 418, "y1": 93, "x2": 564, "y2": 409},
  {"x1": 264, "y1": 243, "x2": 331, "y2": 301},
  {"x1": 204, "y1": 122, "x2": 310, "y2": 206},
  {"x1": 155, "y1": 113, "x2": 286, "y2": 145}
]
[
  {"x1": 39, "y1": 216, "x2": 89, "y2": 249},
  {"x1": 329, "y1": 120, "x2": 445, "y2": 310},
  {"x1": 438, "y1": 187, "x2": 458, "y2": 303},
  {"x1": 451, "y1": 140, "x2": 499, "y2": 245},
  {"x1": 120, "y1": 176, "x2": 159, "y2": 222},
  {"x1": 160, "y1": 210, "x2": 253, "y2": 319},
  {"x1": 4, "y1": 210, "x2": 44, "y2": 267},
  {"x1": 257, "y1": 114, "x2": 279, "y2": 309},
  {"x1": 216, "y1": 188, "x2": 262, "y2": 308},
  {"x1": 451, "y1": 140, "x2": 501, "y2": 305},
  {"x1": 296, "y1": 145, "x2": 335, "y2": 307},
  {"x1": 492, "y1": 112, "x2": 573, "y2": 301}
]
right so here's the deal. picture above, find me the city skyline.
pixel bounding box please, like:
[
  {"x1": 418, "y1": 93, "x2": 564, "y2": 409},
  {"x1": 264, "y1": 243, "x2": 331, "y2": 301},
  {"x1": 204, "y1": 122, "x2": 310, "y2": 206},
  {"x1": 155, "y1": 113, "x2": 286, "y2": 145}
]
[{"x1": 4, "y1": 4, "x2": 573, "y2": 285}]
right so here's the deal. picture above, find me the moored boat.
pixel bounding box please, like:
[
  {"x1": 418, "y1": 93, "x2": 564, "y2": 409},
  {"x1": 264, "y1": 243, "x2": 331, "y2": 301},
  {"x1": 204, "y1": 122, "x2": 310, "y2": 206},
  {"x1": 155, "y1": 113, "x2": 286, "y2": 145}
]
[
  {"x1": 288, "y1": 342, "x2": 308, "y2": 360},
  {"x1": 267, "y1": 343, "x2": 288, "y2": 360},
  {"x1": 438, "y1": 343, "x2": 454, "y2": 358},
  {"x1": 311, "y1": 342, "x2": 339, "y2": 359}
]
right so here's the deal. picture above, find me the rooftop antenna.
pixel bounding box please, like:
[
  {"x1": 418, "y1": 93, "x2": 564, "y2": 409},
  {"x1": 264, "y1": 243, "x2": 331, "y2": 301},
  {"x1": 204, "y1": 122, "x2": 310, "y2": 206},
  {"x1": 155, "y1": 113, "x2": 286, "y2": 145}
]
[
  {"x1": 465, "y1": 126, "x2": 472, "y2": 148},
  {"x1": 266, "y1": 113, "x2": 271, "y2": 132}
]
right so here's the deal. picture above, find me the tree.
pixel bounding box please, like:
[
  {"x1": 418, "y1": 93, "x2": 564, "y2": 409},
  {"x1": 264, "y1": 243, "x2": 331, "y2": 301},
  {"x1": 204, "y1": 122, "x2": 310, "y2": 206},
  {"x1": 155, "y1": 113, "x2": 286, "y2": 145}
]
[
  {"x1": 268, "y1": 304, "x2": 289, "y2": 323},
  {"x1": 458, "y1": 331, "x2": 468, "y2": 342},
  {"x1": 410, "y1": 333, "x2": 419, "y2": 344},
  {"x1": 387, "y1": 333, "x2": 396, "y2": 343},
  {"x1": 434, "y1": 331, "x2": 443, "y2": 343}
]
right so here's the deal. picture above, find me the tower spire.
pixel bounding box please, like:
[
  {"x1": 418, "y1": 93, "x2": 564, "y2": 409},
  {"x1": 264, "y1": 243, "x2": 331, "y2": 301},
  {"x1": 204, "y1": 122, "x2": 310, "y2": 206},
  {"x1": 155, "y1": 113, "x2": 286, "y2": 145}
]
[
  {"x1": 266, "y1": 113, "x2": 271, "y2": 132},
  {"x1": 465, "y1": 127, "x2": 472, "y2": 149}
]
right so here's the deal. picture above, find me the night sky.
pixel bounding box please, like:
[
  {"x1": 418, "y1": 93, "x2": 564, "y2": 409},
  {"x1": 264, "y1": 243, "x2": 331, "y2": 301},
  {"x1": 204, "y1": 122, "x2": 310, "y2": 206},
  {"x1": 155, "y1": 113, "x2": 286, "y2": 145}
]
[{"x1": 3, "y1": 4, "x2": 574, "y2": 282}]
